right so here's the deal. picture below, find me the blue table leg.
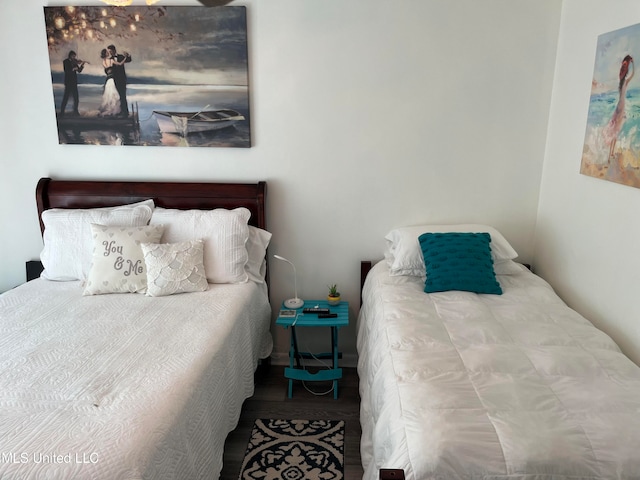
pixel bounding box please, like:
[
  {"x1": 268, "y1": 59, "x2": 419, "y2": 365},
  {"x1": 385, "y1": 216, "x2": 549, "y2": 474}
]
[
  {"x1": 332, "y1": 326, "x2": 339, "y2": 399},
  {"x1": 284, "y1": 323, "x2": 343, "y2": 399},
  {"x1": 288, "y1": 326, "x2": 298, "y2": 399}
]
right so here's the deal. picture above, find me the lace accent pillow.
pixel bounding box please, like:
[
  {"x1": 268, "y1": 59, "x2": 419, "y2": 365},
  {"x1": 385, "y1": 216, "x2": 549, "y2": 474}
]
[
  {"x1": 83, "y1": 224, "x2": 164, "y2": 295},
  {"x1": 141, "y1": 240, "x2": 209, "y2": 297}
]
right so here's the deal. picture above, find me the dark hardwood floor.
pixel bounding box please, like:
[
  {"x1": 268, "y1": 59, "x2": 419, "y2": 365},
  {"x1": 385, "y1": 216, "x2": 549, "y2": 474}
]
[{"x1": 220, "y1": 364, "x2": 364, "y2": 480}]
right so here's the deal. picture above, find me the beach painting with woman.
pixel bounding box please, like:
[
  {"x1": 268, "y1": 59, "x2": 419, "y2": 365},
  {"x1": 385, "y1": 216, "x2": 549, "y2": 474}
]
[
  {"x1": 44, "y1": 6, "x2": 250, "y2": 147},
  {"x1": 581, "y1": 22, "x2": 640, "y2": 188}
]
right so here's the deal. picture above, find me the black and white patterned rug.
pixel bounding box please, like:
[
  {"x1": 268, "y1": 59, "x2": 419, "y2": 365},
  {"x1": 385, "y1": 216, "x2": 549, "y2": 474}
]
[{"x1": 239, "y1": 419, "x2": 345, "y2": 480}]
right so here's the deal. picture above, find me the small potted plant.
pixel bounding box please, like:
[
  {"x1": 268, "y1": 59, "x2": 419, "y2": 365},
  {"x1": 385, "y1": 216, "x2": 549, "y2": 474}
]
[{"x1": 327, "y1": 284, "x2": 341, "y2": 306}]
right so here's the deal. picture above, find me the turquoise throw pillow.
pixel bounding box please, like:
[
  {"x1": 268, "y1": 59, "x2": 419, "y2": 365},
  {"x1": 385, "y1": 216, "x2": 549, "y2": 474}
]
[{"x1": 419, "y1": 232, "x2": 502, "y2": 295}]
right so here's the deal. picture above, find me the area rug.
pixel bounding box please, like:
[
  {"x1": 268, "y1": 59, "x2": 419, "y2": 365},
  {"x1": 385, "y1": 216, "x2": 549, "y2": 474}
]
[{"x1": 239, "y1": 419, "x2": 345, "y2": 480}]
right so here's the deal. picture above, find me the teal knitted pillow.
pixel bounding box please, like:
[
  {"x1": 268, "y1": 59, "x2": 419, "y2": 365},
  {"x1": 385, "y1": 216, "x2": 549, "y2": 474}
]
[{"x1": 419, "y1": 232, "x2": 502, "y2": 295}]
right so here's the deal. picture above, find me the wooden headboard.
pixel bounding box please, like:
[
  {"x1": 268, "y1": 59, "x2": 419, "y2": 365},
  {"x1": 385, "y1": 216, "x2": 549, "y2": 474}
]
[{"x1": 36, "y1": 177, "x2": 267, "y2": 235}]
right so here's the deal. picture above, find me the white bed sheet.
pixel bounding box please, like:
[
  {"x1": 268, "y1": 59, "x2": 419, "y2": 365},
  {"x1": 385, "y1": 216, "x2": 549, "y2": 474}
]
[
  {"x1": 0, "y1": 278, "x2": 272, "y2": 480},
  {"x1": 357, "y1": 261, "x2": 640, "y2": 480}
]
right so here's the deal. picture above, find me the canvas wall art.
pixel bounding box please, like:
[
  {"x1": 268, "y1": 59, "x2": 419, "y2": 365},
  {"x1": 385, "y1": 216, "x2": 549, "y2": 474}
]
[
  {"x1": 581, "y1": 22, "x2": 639, "y2": 188},
  {"x1": 44, "y1": 6, "x2": 250, "y2": 147}
]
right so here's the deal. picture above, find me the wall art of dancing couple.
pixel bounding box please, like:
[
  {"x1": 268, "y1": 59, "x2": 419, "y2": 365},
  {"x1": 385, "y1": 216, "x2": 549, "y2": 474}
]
[
  {"x1": 581, "y1": 22, "x2": 640, "y2": 188},
  {"x1": 44, "y1": 6, "x2": 251, "y2": 148}
]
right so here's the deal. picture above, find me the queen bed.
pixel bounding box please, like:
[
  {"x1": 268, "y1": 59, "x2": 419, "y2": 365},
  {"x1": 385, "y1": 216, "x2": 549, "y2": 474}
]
[
  {"x1": 358, "y1": 224, "x2": 640, "y2": 480},
  {"x1": 0, "y1": 178, "x2": 273, "y2": 480}
]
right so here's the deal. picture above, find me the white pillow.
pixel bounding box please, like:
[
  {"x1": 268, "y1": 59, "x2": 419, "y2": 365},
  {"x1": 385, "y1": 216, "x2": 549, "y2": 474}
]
[
  {"x1": 40, "y1": 200, "x2": 155, "y2": 281},
  {"x1": 141, "y1": 240, "x2": 209, "y2": 297},
  {"x1": 83, "y1": 223, "x2": 164, "y2": 296},
  {"x1": 246, "y1": 226, "x2": 272, "y2": 284},
  {"x1": 150, "y1": 207, "x2": 251, "y2": 284},
  {"x1": 385, "y1": 224, "x2": 518, "y2": 277},
  {"x1": 494, "y1": 259, "x2": 526, "y2": 275}
]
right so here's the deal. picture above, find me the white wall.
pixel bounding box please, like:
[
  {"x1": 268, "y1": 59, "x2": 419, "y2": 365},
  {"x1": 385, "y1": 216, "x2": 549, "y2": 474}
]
[
  {"x1": 0, "y1": 0, "x2": 561, "y2": 363},
  {"x1": 535, "y1": 0, "x2": 640, "y2": 365}
]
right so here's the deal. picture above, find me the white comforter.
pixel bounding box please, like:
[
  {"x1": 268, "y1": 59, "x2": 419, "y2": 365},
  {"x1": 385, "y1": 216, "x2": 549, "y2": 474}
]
[
  {"x1": 357, "y1": 261, "x2": 640, "y2": 480},
  {"x1": 0, "y1": 278, "x2": 272, "y2": 480}
]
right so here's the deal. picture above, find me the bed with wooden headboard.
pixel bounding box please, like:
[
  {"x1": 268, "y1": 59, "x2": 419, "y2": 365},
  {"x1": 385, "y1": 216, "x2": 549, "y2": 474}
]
[
  {"x1": 357, "y1": 224, "x2": 640, "y2": 479},
  {"x1": 0, "y1": 177, "x2": 272, "y2": 480}
]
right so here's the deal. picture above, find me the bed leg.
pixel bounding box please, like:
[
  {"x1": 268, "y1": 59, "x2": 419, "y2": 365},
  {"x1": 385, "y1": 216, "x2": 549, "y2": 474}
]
[
  {"x1": 255, "y1": 357, "x2": 271, "y2": 380},
  {"x1": 380, "y1": 469, "x2": 405, "y2": 480}
]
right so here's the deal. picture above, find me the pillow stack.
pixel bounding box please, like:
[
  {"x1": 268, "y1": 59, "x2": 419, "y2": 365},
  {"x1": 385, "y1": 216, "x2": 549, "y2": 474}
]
[
  {"x1": 40, "y1": 199, "x2": 155, "y2": 281},
  {"x1": 384, "y1": 223, "x2": 522, "y2": 295},
  {"x1": 149, "y1": 207, "x2": 252, "y2": 284},
  {"x1": 39, "y1": 200, "x2": 271, "y2": 297}
]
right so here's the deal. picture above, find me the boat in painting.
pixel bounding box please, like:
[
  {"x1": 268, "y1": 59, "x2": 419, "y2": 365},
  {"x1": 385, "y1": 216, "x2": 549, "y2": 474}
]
[{"x1": 153, "y1": 109, "x2": 245, "y2": 136}]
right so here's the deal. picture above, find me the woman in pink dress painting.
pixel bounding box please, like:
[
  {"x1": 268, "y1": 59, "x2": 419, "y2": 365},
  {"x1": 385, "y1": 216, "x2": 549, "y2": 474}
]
[{"x1": 604, "y1": 55, "x2": 634, "y2": 162}]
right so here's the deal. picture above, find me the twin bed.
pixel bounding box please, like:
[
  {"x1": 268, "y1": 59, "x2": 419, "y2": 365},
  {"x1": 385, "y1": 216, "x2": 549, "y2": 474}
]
[
  {"x1": 0, "y1": 178, "x2": 272, "y2": 480},
  {"x1": 358, "y1": 224, "x2": 640, "y2": 479}
]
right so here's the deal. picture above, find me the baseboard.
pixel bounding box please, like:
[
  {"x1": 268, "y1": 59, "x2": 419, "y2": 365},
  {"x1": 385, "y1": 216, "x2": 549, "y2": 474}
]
[{"x1": 271, "y1": 352, "x2": 358, "y2": 369}]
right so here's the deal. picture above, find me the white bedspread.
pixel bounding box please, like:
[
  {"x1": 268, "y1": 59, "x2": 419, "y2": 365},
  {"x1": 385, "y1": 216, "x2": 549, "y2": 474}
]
[
  {"x1": 357, "y1": 261, "x2": 640, "y2": 480},
  {"x1": 0, "y1": 278, "x2": 272, "y2": 480}
]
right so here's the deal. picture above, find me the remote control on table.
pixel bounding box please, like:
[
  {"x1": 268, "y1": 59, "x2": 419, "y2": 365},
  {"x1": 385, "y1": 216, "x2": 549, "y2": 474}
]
[
  {"x1": 303, "y1": 308, "x2": 330, "y2": 314},
  {"x1": 318, "y1": 313, "x2": 338, "y2": 318}
]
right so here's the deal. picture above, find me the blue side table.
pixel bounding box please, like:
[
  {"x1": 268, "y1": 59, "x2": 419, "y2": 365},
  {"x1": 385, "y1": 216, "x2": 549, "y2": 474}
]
[{"x1": 276, "y1": 300, "x2": 349, "y2": 399}]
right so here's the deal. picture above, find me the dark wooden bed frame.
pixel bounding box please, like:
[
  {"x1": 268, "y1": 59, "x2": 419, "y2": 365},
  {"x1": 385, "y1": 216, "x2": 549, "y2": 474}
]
[
  {"x1": 36, "y1": 177, "x2": 267, "y2": 233},
  {"x1": 28, "y1": 177, "x2": 267, "y2": 281},
  {"x1": 360, "y1": 260, "x2": 373, "y2": 305}
]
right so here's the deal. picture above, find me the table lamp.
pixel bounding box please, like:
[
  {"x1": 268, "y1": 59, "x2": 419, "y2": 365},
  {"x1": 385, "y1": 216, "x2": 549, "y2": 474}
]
[{"x1": 273, "y1": 254, "x2": 304, "y2": 309}]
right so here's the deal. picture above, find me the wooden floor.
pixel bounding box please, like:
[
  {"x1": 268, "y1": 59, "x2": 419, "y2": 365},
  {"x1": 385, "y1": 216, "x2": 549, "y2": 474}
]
[{"x1": 220, "y1": 364, "x2": 364, "y2": 480}]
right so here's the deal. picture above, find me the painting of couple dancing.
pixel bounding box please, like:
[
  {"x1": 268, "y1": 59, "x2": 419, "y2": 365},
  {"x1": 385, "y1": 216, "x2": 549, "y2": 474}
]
[
  {"x1": 97, "y1": 45, "x2": 131, "y2": 118},
  {"x1": 581, "y1": 22, "x2": 640, "y2": 189},
  {"x1": 44, "y1": 6, "x2": 250, "y2": 147}
]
